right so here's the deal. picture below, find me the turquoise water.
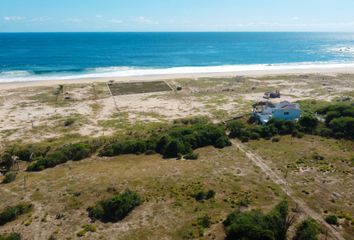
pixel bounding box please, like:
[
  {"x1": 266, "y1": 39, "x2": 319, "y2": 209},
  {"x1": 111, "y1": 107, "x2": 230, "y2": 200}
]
[{"x1": 0, "y1": 32, "x2": 354, "y2": 82}]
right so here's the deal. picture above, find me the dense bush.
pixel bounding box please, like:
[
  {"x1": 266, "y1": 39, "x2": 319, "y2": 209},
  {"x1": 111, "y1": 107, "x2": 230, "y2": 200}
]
[
  {"x1": 100, "y1": 123, "x2": 231, "y2": 159},
  {"x1": 1, "y1": 144, "x2": 49, "y2": 164},
  {"x1": 293, "y1": 218, "x2": 320, "y2": 240},
  {"x1": 0, "y1": 233, "x2": 21, "y2": 240},
  {"x1": 223, "y1": 200, "x2": 293, "y2": 240},
  {"x1": 328, "y1": 117, "x2": 354, "y2": 139},
  {"x1": 227, "y1": 119, "x2": 297, "y2": 142},
  {"x1": 87, "y1": 189, "x2": 142, "y2": 223},
  {"x1": 317, "y1": 103, "x2": 354, "y2": 139},
  {"x1": 193, "y1": 190, "x2": 215, "y2": 202},
  {"x1": 2, "y1": 172, "x2": 16, "y2": 184},
  {"x1": 325, "y1": 215, "x2": 338, "y2": 225},
  {"x1": 298, "y1": 115, "x2": 319, "y2": 133},
  {"x1": 0, "y1": 204, "x2": 32, "y2": 226},
  {"x1": 27, "y1": 143, "x2": 95, "y2": 172}
]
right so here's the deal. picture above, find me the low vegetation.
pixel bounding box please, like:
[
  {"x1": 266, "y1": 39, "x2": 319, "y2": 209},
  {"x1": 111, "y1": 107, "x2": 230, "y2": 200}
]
[
  {"x1": 99, "y1": 122, "x2": 231, "y2": 159},
  {"x1": 0, "y1": 233, "x2": 21, "y2": 240},
  {"x1": 0, "y1": 204, "x2": 32, "y2": 226},
  {"x1": 293, "y1": 218, "x2": 320, "y2": 240},
  {"x1": 87, "y1": 189, "x2": 142, "y2": 223},
  {"x1": 27, "y1": 142, "x2": 98, "y2": 172},
  {"x1": 1, "y1": 172, "x2": 16, "y2": 184},
  {"x1": 325, "y1": 214, "x2": 338, "y2": 225},
  {"x1": 192, "y1": 190, "x2": 216, "y2": 202},
  {"x1": 76, "y1": 224, "x2": 96, "y2": 237},
  {"x1": 0, "y1": 120, "x2": 233, "y2": 172},
  {"x1": 223, "y1": 200, "x2": 294, "y2": 240}
]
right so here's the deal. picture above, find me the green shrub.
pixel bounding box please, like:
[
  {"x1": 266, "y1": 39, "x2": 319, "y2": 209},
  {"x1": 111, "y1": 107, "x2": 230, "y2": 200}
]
[
  {"x1": 100, "y1": 122, "x2": 230, "y2": 159},
  {"x1": 223, "y1": 200, "x2": 292, "y2": 240},
  {"x1": 227, "y1": 121, "x2": 246, "y2": 138},
  {"x1": 0, "y1": 233, "x2": 21, "y2": 240},
  {"x1": 0, "y1": 204, "x2": 32, "y2": 226},
  {"x1": 325, "y1": 215, "x2": 338, "y2": 225},
  {"x1": 214, "y1": 135, "x2": 232, "y2": 148},
  {"x1": 205, "y1": 190, "x2": 216, "y2": 199},
  {"x1": 27, "y1": 143, "x2": 94, "y2": 172},
  {"x1": 293, "y1": 218, "x2": 320, "y2": 240},
  {"x1": 184, "y1": 152, "x2": 199, "y2": 160},
  {"x1": 163, "y1": 139, "x2": 190, "y2": 158},
  {"x1": 193, "y1": 190, "x2": 215, "y2": 202},
  {"x1": 328, "y1": 117, "x2": 354, "y2": 139},
  {"x1": 198, "y1": 215, "x2": 212, "y2": 228},
  {"x1": 299, "y1": 115, "x2": 319, "y2": 133},
  {"x1": 87, "y1": 189, "x2": 142, "y2": 223},
  {"x1": 2, "y1": 172, "x2": 16, "y2": 184}
]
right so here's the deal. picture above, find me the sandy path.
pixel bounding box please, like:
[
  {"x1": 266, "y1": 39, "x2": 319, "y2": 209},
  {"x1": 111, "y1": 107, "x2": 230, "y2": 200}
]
[{"x1": 231, "y1": 140, "x2": 345, "y2": 240}]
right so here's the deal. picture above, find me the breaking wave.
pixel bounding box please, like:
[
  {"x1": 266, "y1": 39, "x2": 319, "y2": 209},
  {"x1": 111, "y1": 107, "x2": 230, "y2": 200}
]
[{"x1": 1, "y1": 62, "x2": 354, "y2": 83}]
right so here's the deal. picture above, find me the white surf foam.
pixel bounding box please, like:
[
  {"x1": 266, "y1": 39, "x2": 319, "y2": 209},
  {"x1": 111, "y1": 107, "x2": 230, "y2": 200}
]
[{"x1": 1, "y1": 62, "x2": 354, "y2": 82}]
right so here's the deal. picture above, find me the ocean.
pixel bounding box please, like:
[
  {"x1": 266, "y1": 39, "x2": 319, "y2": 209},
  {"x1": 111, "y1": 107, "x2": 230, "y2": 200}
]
[{"x1": 0, "y1": 32, "x2": 354, "y2": 82}]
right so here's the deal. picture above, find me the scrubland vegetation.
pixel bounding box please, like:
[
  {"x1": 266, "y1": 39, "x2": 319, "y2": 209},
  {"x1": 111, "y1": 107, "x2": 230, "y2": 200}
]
[
  {"x1": 0, "y1": 204, "x2": 32, "y2": 226},
  {"x1": 87, "y1": 189, "x2": 142, "y2": 223},
  {"x1": 0, "y1": 74, "x2": 353, "y2": 239},
  {"x1": 1, "y1": 119, "x2": 230, "y2": 173}
]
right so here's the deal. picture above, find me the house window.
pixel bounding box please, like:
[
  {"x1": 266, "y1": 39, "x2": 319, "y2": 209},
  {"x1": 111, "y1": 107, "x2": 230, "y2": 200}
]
[{"x1": 284, "y1": 112, "x2": 290, "y2": 115}]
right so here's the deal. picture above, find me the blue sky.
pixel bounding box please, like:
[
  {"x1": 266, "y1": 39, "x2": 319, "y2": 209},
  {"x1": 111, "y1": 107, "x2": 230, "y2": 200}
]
[{"x1": 1, "y1": 0, "x2": 354, "y2": 32}]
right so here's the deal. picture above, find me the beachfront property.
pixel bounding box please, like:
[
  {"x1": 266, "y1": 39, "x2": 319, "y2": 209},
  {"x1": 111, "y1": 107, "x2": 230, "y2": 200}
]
[{"x1": 252, "y1": 101, "x2": 301, "y2": 124}]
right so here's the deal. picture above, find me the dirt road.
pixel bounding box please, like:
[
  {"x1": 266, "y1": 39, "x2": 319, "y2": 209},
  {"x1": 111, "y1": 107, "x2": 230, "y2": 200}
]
[{"x1": 232, "y1": 140, "x2": 345, "y2": 240}]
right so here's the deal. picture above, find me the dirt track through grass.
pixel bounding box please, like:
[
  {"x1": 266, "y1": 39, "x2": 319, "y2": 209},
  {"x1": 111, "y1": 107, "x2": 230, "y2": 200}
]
[{"x1": 232, "y1": 140, "x2": 345, "y2": 240}]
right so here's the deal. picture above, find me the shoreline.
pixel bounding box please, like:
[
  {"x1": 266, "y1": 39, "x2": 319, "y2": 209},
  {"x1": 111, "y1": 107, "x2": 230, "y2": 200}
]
[{"x1": 1, "y1": 65, "x2": 354, "y2": 90}]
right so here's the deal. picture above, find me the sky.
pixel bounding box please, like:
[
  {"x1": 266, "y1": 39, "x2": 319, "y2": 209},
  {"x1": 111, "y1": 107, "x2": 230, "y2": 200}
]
[{"x1": 1, "y1": 0, "x2": 354, "y2": 32}]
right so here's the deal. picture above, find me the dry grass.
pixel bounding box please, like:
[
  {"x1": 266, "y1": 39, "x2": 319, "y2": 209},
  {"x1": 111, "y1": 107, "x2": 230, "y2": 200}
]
[
  {"x1": 0, "y1": 146, "x2": 285, "y2": 240},
  {"x1": 246, "y1": 135, "x2": 354, "y2": 239}
]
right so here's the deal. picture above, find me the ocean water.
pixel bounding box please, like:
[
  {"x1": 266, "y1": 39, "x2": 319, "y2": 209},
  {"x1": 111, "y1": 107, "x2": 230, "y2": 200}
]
[{"x1": 0, "y1": 32, "x2": 354, "y2": 82}]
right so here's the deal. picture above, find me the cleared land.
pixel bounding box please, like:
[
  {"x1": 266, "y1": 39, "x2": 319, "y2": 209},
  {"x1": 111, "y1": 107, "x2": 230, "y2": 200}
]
[{"x1": 108, "y1": 81, "x2": 172, "y2": 96}]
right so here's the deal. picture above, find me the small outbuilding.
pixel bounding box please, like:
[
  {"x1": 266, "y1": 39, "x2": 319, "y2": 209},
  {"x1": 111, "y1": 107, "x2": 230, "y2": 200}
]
[{"x1": 253, "y1": 101, "x2": 301, "y2": 124}]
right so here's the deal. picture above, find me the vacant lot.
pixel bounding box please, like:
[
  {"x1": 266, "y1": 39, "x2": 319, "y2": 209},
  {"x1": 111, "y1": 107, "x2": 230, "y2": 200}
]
[{"x1": 109, "y1": 81, "x2": 172, "y2": 96}]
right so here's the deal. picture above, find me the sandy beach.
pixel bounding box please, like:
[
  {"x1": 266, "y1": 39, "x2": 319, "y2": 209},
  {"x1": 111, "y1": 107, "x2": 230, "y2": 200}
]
[{"x1": 1, "y1": 65, "x2": 354, "y2": 90}]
